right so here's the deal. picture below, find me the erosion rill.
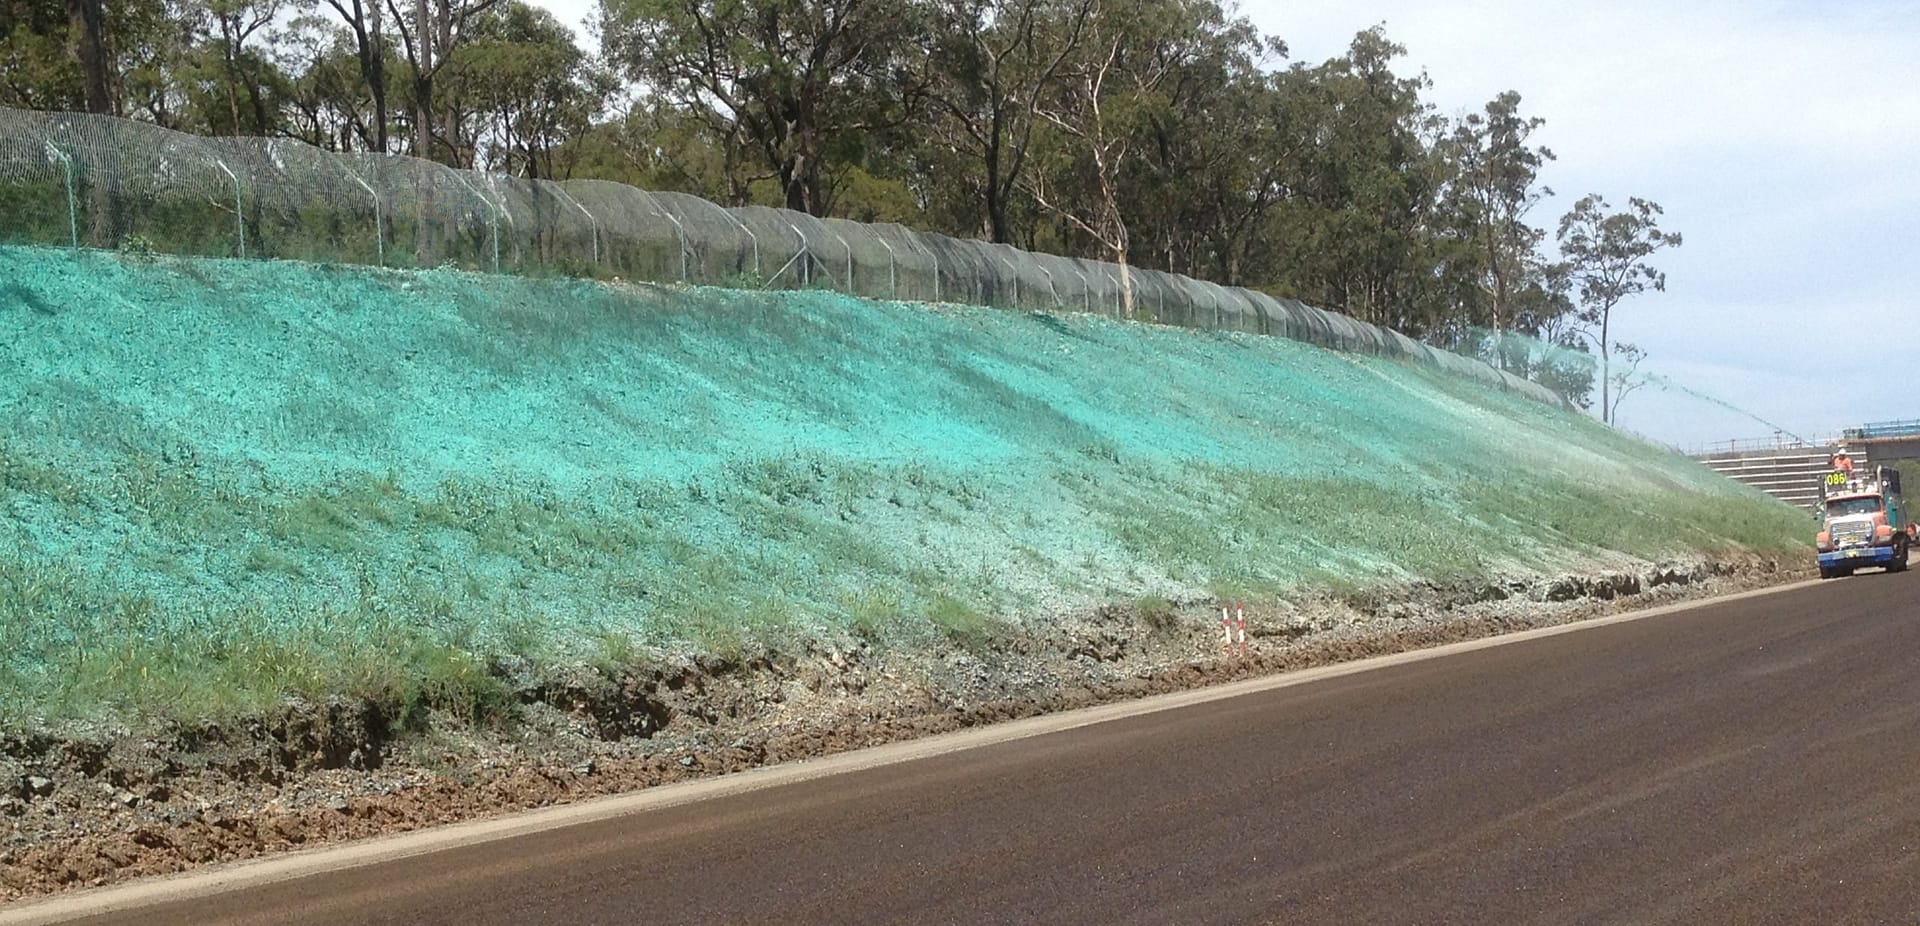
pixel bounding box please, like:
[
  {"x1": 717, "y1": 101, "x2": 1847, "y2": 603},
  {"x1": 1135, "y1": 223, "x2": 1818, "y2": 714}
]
[{"x1": 0, "y1": 245, "x2": 1806, "y2": 899}]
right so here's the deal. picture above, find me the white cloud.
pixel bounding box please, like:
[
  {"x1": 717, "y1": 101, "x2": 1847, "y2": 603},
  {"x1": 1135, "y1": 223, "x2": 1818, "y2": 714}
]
[
  {"x1": 1251, "y1": 1, "x2": 1920, "y2": 167},
  {"x1": 1237, "y1": 0, "x2": 1920, "y2": 445}
]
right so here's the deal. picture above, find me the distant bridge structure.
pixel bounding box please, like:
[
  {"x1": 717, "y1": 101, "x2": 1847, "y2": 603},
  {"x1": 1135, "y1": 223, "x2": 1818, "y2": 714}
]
[
  {"x1": 1687, "y1": 419, "x2": 1918, "y2": 510},
  {"x1": 1842, "y1": 419, "x2": 1920, "y2": 461}
]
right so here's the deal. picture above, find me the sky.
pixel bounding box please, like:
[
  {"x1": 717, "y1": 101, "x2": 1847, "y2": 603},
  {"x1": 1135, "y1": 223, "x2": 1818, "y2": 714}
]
[{"x1": 525, "y1": 0, "x2": 1920, "y2": 448}]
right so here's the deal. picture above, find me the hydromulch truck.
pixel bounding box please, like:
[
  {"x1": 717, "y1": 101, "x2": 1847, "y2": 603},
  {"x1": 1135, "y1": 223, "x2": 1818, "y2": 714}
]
[{"x1": 1816, "y1": 464, "x2": 1916, "y2": 578}]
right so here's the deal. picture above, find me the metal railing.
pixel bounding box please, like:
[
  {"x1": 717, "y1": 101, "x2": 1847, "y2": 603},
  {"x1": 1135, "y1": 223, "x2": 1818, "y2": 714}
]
[
  {"x1": 1686, "y1": 433, "x2": 1845, "y2": 458},
  {"x1": 1844, "y1": 419, "x2": 1920, "y2": 441}
]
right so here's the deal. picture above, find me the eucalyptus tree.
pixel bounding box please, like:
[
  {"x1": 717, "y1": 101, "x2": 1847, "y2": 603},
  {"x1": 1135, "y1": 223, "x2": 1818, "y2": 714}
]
[
  {"x1": 174, "y1": 0, "x2": 291, "y2": 136},
  {"x1": 277, "y1": 13, "x2": 391, "y2": 150},
  {"x1": 1121, "y1": 12, "x2": 1274, "y2": 283},
  {"x1": 1556, "y1": 193, "x2": 1682, "y2": 424},
  {"x1": 308, "y1": 0, "x2": 396, "y2": 150},
  {"x1": 1260, "y1": 28, "x2": 1456, "y2": 334},
  {"x1": 437, "y1": 1, "x2": 605, "y2": 176},
  {"x1": 0, "y1": 0, "x2": 181, "y2": 120},
  {"x1": 1021, "y1": 0, "x2": 1255, "y2": 312},
  {"x1": 1, "y1": 0, "x2": 92, "y2": 110},
  {"x1": 561, "y1": 101, "x2": 749, "y2": 200},
  {"x1": 383, "y1": 0, "x2": 502, "y2": 163},
  {"x1": 1445, "y1": 90, "x2": 1553, "y2": 347},
  {"x1": 69, "y1": 0, "x2": 111, "y2": 112},
  {"x1": 599, "y1": 0, "x2": 926, "y2": 216},
  {"x1": 920, "y1": 0, "x2": 1092, "y2": 243}
]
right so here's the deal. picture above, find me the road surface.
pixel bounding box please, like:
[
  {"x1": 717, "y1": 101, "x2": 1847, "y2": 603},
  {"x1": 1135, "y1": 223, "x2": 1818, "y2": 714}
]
[{"x1": 35, "y1": 572, "x2": 1920, "y2": 924}]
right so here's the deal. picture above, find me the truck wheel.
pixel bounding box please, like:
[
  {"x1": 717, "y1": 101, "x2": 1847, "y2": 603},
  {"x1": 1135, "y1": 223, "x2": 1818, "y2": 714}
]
[
  {"x1": 1892, "y1": 540, "x2": 1911, "y2": 574},
  {"x1": 1819, "y1": 565, "x2": 1838, "y2": 579}
]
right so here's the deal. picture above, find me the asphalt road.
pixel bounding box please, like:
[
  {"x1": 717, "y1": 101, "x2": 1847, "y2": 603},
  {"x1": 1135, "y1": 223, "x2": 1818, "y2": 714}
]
[{"x1": 51, "y1": 571, "x2": 1920, "y2": 925}]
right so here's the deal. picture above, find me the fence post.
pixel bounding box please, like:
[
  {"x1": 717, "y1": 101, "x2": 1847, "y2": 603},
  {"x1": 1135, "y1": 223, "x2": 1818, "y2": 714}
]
[
  {"x1": 830, "y1": 229, "x2": 853, "y2": 294},
  {"x1": 1070, "y1": 267, "x2": 1091, "y2": 313},
  {"x1": 213, "y1": 158, "x2": 244, "y2": 259},
  {"x1": 550, "y1": 184, "x2": 600, "y2": 266},
  {"x1": 998, "y1": 256, "x2": 1019, "y2": 307},
  {"x1": 717, "y1": 207, "x2": 759, "y2": 278},
  {"x1": 640, "y1": 193, "x2": 689, "y2": 282},
  {"x1": 344, "y1": 170, "x2": 384, "y2": 266},
  {"x1": 44, "y1": 142, "x2": 77, "y2": 249},
  {"x1": 1037, "y1": 266, "x2": 1060, "y2": 307},
  {"x1": 789, "y1": 224, "x2": 810, "y2": 288},
  {"x1": 488, "y1": 199, "x2": 502, "y2": 273},
  {"x1": 484, "y1": 175, "x2": 514, "y2": 273},
  {"x1": 875, "y1": 237, "x2": 897, "y2": 298},
  {"x1": 664, "y1": 210, "x2": 689, "y2": 281},
  {"x1": 933, "y1": 255, "x2": 941, "y2": 303},
  {"x1": 760, "y1": 226, "x2": 808, "y2": 290},
  {"x1": 449, "y1": 171, "x2": 502, "y2": 272}
]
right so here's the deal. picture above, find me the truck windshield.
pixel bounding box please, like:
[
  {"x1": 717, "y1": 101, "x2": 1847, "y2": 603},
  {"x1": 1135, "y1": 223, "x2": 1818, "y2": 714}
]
[{"x1": 1827, "y1": 497, "x2": 1883, "y2": 518}]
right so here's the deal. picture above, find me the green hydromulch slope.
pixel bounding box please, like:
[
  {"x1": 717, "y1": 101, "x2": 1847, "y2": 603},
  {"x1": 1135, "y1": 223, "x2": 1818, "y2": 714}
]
[{"x1": 0, "y1": 246, "x2": 1807, "y2": 724}]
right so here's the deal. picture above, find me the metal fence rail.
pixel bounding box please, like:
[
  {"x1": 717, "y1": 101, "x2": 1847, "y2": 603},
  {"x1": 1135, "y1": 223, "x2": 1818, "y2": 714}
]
[
  {"x1": 1687, "y1": 436, "x2": 1841, "y2": 458},
  {"x1": 1845, "y1": 420, "x2": 1920, "y2": 441},
  {"x1": 0, "y1": 106, "x2": 1562, "y2": 406}
]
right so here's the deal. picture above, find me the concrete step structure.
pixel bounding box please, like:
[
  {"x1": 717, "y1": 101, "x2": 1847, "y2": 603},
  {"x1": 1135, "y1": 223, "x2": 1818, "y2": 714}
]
[{"x1": 1692, "y1": 444, "x2": 1854, "y2": 511}]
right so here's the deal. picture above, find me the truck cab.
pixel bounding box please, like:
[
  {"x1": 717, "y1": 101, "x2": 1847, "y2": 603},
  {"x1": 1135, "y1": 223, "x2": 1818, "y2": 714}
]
[{"x1": 1815, "y1": 465, "x2": 1914, "y2": 578}]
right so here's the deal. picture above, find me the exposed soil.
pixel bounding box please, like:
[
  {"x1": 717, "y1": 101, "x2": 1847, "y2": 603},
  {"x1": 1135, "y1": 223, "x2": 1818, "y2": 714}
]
[{"x1": 0, "y1": 555, "x2": 1804, "y2": 904}]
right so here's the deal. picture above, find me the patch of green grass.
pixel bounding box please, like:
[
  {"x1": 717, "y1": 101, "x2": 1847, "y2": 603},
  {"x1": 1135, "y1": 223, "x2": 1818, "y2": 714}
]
[
  {"x1": 843, "y1": 589, "x2": 903, "y2": 644},
  {"x1": 271, "y1": 494, "x2": 364, "y2": 553},
  {"x1": 0, "y1": 440, "x2": 86, "y2": 505},
  {"x1": 394, "y1": 642, "x2": 517, "y2": 728},
  {"x1": 243, "y1": 545, "x2": 306, "y2": 578},
  {"x1": 926, "y1": 595, "x2": 997, "y2": 648},
  {"x1": 1071, "y1": 455, "x2": 1806, "y2": 598},
  {"x1": 588, "y1": 625, "x2": 644, "y2": 676},
  {"x1": 653, "y1": 598, "x2": 800, "y2": 665},
  {"x1": 1135, "y1": 594, "x2": 1177, "y2": 634},
  {"x1": 729, "y1": 455, "x2": 827, "y2": 505},
  {"x1": 332, "y1": 473, "x2": 405, "y2": 527}
]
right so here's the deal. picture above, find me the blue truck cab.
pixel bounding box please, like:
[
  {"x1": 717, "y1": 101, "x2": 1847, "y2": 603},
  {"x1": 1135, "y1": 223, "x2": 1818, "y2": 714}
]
[{"x1": 1816, "y1": 464, "x2": 1914, "y2": 578}]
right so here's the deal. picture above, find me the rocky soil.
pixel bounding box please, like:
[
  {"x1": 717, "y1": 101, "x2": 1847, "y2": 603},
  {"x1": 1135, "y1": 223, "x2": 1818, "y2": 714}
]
[{"x1": 0, "y1": 555, "x2": 1803, "y2": 904}]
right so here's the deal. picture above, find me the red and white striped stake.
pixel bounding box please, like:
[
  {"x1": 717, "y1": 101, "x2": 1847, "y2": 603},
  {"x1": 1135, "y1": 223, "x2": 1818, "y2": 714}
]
[{"x1": 1221, "y1": 601, "x2": 1249, "y2": 657}]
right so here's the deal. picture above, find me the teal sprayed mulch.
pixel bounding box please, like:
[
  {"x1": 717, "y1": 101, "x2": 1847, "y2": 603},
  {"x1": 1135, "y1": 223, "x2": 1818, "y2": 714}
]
[{"x1": 0, "y1": 247, "x2": 1805, "y2": 721}]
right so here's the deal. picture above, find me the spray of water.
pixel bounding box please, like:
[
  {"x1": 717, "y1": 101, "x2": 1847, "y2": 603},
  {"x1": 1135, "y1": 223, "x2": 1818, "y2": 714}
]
[
  {"x1": 1628, "y1": 372, "x2": 1809, "y2": 445},
  {"x1": 1460, "y1": 327, "x2": 1810, "y2": 445}
]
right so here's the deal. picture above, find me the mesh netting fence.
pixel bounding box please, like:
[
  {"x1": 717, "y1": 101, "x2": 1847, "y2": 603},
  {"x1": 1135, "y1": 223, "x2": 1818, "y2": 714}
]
[{"x1": 0, "y1": 107, "x2": 1558, "y2": 405}]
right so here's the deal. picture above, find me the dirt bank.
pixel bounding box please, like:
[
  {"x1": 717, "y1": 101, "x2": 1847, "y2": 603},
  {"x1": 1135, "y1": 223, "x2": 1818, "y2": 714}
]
[{"x1": 0, "y1": 555, "x2": 1802, "y2": 904}]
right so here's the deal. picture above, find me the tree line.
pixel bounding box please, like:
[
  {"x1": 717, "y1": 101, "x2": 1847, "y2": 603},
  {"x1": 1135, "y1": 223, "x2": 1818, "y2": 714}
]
[{"x1": 4, "y1": 0, "x2": 1679, "y2": 417}]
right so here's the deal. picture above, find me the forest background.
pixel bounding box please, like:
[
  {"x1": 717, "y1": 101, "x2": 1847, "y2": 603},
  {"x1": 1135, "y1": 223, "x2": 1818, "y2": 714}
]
[{"x1": 5, "y1": 0, "x2": 1701, "y2": 417}]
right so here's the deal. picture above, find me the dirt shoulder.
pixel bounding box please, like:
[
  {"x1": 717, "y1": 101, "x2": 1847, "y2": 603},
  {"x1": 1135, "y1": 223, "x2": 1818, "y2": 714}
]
[{"x1": 0, "y1": 555, "x2": 1804, "y2": 904}]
